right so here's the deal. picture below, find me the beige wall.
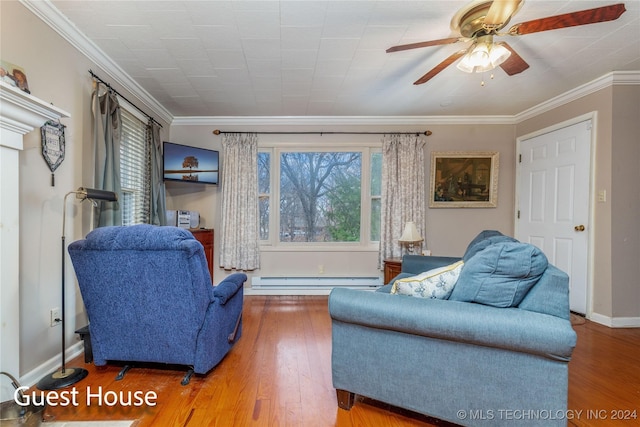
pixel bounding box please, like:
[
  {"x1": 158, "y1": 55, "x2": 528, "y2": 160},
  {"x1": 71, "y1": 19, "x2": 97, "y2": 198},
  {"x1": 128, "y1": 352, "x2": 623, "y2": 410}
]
[
  {"x1": 168, "y1": 123, "x2": 517, "y2": 284},
  {"x1": 423, "y1": 124, "x2": 516, "y2": 256},
  {"x1": 1, "y1": 1, "x2": 170, "y2": 376},
  {"x1": 610, "y1": 86, "x2": 640, "y2": 318},
  {"x1": 515, "y1": 85, "x2": 640, "y2": 321}
]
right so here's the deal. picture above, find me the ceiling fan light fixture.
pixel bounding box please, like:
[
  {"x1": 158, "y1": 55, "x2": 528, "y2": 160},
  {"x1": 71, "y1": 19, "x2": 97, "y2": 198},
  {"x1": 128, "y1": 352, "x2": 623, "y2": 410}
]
[
  {"x1": 388, "y1": 2, "x2": 625, "y2": 85},
  {"x1": 457, "y1": 42, "x2": 490, "y2": 73},
  {"x1": 456, "y1": 54, "x2": 477, "y2": 73},
  {"x1": 469, "y1": 42, "x2": 491, "y2": 65},
  {"x1": 489, "y1": 42, "x2": 511, "y2": 67},
  {"x1": 456, "y1": 40, "x2": 511, "y2": 73}
]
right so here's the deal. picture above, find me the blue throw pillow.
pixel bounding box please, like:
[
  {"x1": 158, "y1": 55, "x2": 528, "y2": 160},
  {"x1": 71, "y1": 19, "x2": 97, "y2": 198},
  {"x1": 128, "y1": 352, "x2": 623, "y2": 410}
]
[
  {"x1": 462, "y1": 230, "x2": 517, "y2": 262},
  {"x1": 450, "y1": 241, "x2": 548, "y2": 307}
]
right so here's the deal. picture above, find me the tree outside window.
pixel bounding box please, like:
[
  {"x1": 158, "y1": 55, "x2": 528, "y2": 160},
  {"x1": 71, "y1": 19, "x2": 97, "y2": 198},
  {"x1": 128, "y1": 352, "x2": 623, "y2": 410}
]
[
  {"x1": 280, "y1": 152, "x2": 361, "y2": 242},
  {"x1": 258, "y1": 152, "x2": 270, "y2": 240},
  {"x1": 258, "y1": 148, "x2": 380, "y2": 245}
]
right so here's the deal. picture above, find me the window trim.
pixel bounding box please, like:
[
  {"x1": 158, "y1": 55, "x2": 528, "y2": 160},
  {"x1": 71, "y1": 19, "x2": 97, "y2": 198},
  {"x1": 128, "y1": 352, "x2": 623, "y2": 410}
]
[{"x1": 258, "y1": 143, "x2": 381, "y2": 251}]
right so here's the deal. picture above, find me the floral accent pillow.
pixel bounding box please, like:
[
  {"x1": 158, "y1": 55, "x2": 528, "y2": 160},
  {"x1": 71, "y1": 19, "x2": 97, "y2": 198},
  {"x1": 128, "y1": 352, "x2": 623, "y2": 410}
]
[{"x1": 390, "y1": 261, "x2": 464, "y2": 299}]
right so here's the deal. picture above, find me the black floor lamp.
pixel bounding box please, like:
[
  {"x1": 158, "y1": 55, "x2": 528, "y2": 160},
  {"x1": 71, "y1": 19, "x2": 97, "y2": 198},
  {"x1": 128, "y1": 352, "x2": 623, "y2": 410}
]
[{"x1": 37, "y1": 187, "x2": 117, "y2": 390}]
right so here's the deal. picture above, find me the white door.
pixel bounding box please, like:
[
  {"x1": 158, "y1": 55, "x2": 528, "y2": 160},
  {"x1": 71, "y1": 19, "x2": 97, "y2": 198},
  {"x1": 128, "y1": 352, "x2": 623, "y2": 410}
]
[{"x1": 516, "y1": 119, "x2": 592, "y2": 314}]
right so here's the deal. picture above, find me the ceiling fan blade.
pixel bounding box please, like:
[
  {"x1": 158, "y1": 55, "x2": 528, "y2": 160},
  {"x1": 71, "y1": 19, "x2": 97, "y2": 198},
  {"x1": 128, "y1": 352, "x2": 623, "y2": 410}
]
[
  {"x1": 509, "y1": 3, "x2": 626, "y2": 35},
  {"x1": 484, "y1": 0, "x2": 523, "y2": 28},
  {"x1": 498, "y1": 43, "x2": 529, "y2": 75},
  {"x1": 414, "y1": 51, "x2": 466, "y2": 85},
  {"x1": 386, "y1": 37, "x2": 461, "y2": 53}
]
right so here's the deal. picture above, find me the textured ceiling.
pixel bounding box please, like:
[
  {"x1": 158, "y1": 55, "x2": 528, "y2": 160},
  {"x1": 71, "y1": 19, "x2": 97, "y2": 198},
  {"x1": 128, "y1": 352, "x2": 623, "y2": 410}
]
[{"x1": 45, "y1": 0, "x2": 640, "y2": 118}]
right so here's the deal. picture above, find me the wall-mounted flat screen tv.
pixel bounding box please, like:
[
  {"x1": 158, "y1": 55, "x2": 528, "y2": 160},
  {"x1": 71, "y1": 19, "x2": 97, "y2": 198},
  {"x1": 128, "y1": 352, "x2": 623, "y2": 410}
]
[{"x1": 163, "y1": 141, "x2": 219, "y2": 185}]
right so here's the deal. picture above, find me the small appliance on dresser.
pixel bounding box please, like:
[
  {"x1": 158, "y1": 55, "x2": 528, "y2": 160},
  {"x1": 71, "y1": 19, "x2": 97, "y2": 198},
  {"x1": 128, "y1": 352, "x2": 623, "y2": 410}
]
[{"x1": 166, "y1": 210, "x2": 200, "y2": 229}]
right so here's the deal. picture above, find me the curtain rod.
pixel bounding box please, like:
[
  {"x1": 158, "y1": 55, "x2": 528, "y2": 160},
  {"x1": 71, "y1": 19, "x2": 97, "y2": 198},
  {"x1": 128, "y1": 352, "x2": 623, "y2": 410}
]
[
  {"x1": 89, "y1": 69, "x2": 163, "y2": 128},
  {"x1": 213, "y1": 129, "x2": 432, "y2": 136}
]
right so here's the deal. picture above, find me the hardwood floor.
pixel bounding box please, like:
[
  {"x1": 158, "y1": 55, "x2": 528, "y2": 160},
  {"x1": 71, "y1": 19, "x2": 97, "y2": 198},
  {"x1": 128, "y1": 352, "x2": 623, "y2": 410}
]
[{"x1": 40, "y1": 296, "x2": 639, "y2": 426}]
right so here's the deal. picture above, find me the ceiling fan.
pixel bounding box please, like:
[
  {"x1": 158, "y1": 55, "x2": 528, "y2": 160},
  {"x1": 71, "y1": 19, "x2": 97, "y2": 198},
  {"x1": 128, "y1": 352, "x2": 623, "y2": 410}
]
[{"x1": 387, "y1": 1, "x2": 626, "y2": 85}]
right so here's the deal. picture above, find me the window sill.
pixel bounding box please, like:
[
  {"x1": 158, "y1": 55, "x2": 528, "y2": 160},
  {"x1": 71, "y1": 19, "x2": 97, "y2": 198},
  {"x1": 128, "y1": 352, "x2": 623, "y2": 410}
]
[{"x1": 259, "y1": 244, "x2": 379, "y2": 253}]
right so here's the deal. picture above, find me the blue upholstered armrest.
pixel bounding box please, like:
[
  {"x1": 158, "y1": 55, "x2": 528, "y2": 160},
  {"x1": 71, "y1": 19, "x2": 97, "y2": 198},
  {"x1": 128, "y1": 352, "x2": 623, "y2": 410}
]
[
  {"x1": 213, "y1": 273, "x2": 247, "y2": 304},
  {"x1": 401, "y1": 255, "x2": 462, "y2": 275},
  {"x1": 329, "y1": 288, "x2": 576, "y2": 361}
]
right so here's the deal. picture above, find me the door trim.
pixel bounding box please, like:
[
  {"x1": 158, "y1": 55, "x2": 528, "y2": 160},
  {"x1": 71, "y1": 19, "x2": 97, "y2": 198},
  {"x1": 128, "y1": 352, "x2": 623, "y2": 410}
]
[{"x1": 515, "y1": 112, "x2": 597, "y2": 319}]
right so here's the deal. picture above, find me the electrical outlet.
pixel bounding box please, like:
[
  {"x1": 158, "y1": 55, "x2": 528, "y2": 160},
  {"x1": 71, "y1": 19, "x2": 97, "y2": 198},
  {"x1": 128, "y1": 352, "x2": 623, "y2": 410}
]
[
  {"x1": 318, "y1": 264, "x2": 324, "y2": 274},
  {"x1": 50, "y1": 308, "x2": 61, "y2": 327}
]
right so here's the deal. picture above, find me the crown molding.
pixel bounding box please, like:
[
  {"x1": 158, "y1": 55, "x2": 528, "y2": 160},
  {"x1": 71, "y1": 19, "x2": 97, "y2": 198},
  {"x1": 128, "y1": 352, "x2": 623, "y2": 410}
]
[
  {"x1": 172, "y1": 115, "x2": 516, "y2": 127},
  {"x1": 514, "y1": 71, "x2": 640, "y2": 123},
  {"x1": 19, "y1": 0, "x2": 174, "y2": 125},
  {"x1": 610, "y1": 70, "x2": 640, "y2": 85}
]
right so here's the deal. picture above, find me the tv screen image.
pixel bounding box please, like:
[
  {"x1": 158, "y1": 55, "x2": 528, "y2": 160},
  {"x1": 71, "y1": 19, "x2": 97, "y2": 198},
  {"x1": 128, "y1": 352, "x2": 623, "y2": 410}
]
[{"x1": 163, "y1": 141, "x2": 219, "y2": 185}]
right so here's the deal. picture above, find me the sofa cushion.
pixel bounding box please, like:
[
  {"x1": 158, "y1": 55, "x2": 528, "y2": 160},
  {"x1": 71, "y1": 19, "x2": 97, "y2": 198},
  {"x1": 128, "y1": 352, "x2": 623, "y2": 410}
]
[
  {"x1": 391, "y1": 261, "x2": 464, "y2": 299},
  {"x1": 450, "y1": 242, "x2": 548, "y2": 307},
  {"x1": 518, "y1": 265, "x2": 571, "y2": 320},
  {"x1": 463, "y1": 230, "x2": 518, "y2": 262}
]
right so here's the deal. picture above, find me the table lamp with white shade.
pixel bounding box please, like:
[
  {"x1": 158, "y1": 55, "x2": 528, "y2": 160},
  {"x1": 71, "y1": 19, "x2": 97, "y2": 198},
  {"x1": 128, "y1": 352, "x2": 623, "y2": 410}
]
[{"x1": 398, "y1": 221, "x2": 423, "y2": 253}]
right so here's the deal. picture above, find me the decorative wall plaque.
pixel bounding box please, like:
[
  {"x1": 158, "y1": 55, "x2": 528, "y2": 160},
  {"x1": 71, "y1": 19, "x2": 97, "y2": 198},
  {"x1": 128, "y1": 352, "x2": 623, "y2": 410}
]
[{"x1": 41, "y1": 120, "x2": 66, "y2": 186}]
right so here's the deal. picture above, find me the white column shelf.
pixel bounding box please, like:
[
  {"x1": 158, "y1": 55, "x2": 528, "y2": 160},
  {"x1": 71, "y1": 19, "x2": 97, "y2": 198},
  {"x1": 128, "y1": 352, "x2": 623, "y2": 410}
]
[{"x1": 0, "y1": 81, "x2": 69, "y2": 398}]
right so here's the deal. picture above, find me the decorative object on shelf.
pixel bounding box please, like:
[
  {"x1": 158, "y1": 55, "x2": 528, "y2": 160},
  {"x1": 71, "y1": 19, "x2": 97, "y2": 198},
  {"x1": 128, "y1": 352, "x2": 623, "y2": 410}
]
[
  {"x1": 398, "y1": 221, "x2": 423, "y2": 253},
  {"x1": 0, "y1": 371, "x2": 46, "y2": 425},
  {"x1": 41, "y1": 119, "x2": 66, "y2": 186},
  {"x1": 430, "y1": 151, "x2": 499, "y2": 208},
  {"x1": 0, "y1": 60, "x2": 30, "y2": 93},
  {"x1": 37, "y1": 187, "x2": 118, "y2": 391}
]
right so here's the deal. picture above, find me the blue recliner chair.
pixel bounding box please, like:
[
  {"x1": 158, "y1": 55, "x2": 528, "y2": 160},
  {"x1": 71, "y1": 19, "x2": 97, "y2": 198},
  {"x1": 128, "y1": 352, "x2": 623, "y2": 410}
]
[{"x1": 68, "y1": 224, "x2": 245, "y2": 384}]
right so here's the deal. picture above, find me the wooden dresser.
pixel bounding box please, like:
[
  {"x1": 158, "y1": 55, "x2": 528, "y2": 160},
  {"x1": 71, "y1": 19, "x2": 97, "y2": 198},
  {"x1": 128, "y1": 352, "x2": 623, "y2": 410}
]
[
  {"x1": 383, "y1": 258, "x2": 402, "y2": 284},
  {"x1": 190, "y1": 228, "x2": 214, "y2": 282}
]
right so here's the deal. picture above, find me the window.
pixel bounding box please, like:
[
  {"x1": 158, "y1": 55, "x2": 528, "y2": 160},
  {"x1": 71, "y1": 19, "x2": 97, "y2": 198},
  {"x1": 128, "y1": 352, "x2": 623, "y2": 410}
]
[
  {"x1": 258, "y1": 147, "x2": 381, "y2": 246},
  {"x1": 258, "y1": 151, "x2": 270, "y2": 240},
  {"x1": 119, "y1": 107, "x2": 150, "y2": 225},
  {"x1": 370, "y1": 152, "x2": 382, "y2": 241}
]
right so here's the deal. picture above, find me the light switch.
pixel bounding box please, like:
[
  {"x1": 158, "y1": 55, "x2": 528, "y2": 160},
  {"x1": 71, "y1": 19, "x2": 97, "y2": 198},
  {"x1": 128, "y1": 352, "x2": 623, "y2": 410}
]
[{"x1": 598, "y1": 190, "x2": 606, "y2": 203}]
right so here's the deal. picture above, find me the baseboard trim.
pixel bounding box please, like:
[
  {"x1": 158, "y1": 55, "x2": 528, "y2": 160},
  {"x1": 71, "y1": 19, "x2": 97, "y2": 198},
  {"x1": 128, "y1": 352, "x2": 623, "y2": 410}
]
[
  {"x1": 244, "y1": 287, "x2": 378, "y2": 296},
  {"x1": 20, "y1": 342, "x2": 85, "y2": 387},
  {"x1": 589, "y1": 313, "x2": 640, "y2": 328}
]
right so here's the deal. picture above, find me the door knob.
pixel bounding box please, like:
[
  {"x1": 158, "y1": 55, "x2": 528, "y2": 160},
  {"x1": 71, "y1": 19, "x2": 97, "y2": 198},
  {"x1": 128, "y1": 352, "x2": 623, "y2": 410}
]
[{"x1": 574, "y1": 225, "x2": 585, "y2": 232}]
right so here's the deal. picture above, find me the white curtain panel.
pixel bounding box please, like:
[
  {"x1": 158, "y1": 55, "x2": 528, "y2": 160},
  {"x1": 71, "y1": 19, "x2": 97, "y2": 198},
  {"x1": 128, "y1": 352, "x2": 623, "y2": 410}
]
[
  {"x1": 219, "y1": 133, "x2": 260, "y2": 271},
  {"x1": 379, "y1": 133, "x2": 426, "y2": 267}
]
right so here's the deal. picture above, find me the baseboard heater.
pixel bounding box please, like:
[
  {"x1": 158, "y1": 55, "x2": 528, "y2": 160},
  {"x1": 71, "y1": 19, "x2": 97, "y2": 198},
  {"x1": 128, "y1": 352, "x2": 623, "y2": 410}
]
[{"x1": 251, "y1": 276, "x2": 382, "y2": 289}]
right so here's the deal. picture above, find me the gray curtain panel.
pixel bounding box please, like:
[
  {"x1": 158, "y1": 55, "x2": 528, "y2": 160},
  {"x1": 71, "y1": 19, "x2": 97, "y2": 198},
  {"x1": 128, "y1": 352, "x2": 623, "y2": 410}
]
[
  {"x1": 91, "y1": 81, "x2": 122, "y2": 227},
  {"x1": 149, "y1": 120, "x2": 167, "y2": 226}
]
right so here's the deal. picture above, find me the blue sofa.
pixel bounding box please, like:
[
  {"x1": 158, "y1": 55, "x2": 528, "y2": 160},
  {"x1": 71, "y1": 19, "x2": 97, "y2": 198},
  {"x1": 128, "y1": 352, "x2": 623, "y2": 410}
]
[
  {"x1": 329, "y1": 230, "x2": 577, "y2": 426},
  {"x1": 68, "y1": 224, "x2": 245, "y2": 384}
]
